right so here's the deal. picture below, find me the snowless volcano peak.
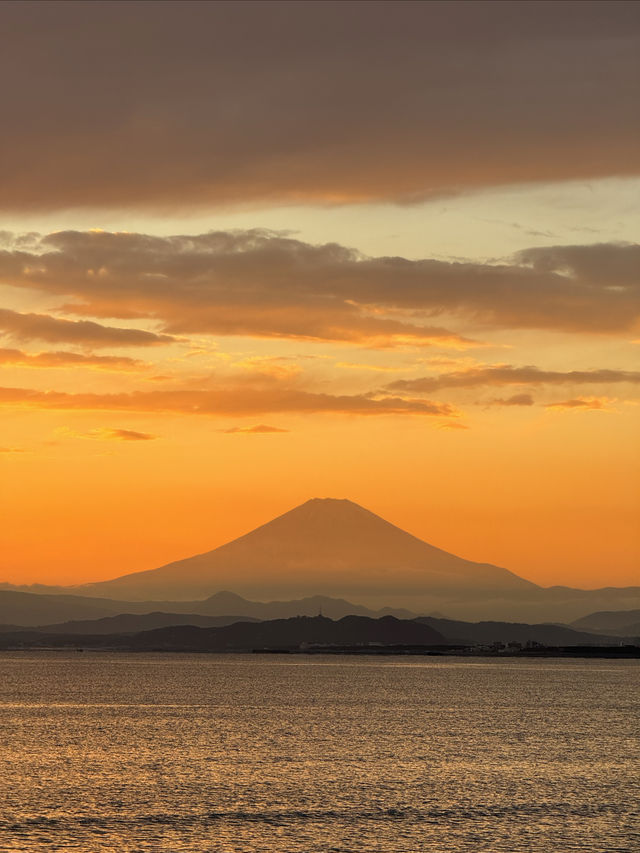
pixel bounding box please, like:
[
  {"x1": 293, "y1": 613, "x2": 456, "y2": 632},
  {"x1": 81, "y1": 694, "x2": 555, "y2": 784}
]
[{"x1": 79, "y1": 497, "x2": 537, "y2": 601}]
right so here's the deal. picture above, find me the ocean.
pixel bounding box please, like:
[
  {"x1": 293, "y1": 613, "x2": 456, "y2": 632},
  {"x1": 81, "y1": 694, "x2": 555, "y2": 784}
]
[{"x1": 0, "y1": 652, "x2": 638, "y2": 852}]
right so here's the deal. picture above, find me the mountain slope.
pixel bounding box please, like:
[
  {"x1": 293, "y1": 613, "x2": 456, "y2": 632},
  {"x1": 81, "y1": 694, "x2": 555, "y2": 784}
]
[{"x1": 79, "y1": 498, "x2": 536, "y2": 601}]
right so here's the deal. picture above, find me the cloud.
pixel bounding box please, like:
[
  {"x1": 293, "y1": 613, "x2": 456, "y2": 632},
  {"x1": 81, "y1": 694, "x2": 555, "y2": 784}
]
[
  {"x1": 486, "y1": 393, "x2": 535, "y2": 406},
  {"x1": 1, "y1": 231, "x2": 638, "y2": 341},
  {"x1": 234, "y1": 356, "x2": 302, "y2": 380},
  {"x1": 0, "y1": 3, "x2": 638, "y2": 209},
  {"x1": 101, "y1": 428, "x2": 158, "y2": 441},
  {"x1": 222, "y1": 424, "x2": 289, "y2": 434},
  {"x1": 57, "y1": 427, "x2": 158, "y2": 441},
  {"x1": 0, "y1": 347, "x2": 143, "y2": 370},
  {"x1": 437, "y1": 421, "x2": 469, "y2": 430},
  {"x1": 335, "y1": 362, "x2": 405, "y2": 373},
  {"x1": 0, "y1": 384, "x2": 456, "y2": 418},
  {"x1": 544, "y1": 397, "x2": 614, "y2": 411},
  {"x1": 0, "y1": 308, "x2": 173, "y2": 348},
  {"x1": 387, "y1": 366, "x2": 640, "y2": 393},
  {"x1": 0, "y1": 446, "x2": 25, "y2": 454}
]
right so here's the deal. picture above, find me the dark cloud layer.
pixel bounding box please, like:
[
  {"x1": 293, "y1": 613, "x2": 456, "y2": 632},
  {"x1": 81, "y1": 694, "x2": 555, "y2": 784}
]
[
  {"x1": 0, "y1": 1, "x2": 638, "y2": 210},
  {"x1": 0, "y1": 308, "x2": 173, "y2": 348},
  {"x1": 1, "y1": 231, "x2": 637, "y2": 340}
]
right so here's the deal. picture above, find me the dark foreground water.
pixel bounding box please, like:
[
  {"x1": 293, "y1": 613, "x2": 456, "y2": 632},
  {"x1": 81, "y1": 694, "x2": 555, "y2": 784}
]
[{"x1": 0, "y1": 653, "x2": 638, "y2": 852}]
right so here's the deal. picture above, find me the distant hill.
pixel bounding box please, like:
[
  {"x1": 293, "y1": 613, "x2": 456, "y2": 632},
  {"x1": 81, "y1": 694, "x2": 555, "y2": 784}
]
[
  {"x1": 2, "y1": 582, "x2": 639, "y2": 630},
  {"x1": 135, "y1": 614, "x2": 447, "y2": 650},
  {"x1": 32, "y1": 612, "x2": 260, "y2": 635},
  {"x1": 0, "y1": 615, "x2": 446, "y2": 651},
  {"x1": 1, "y1": 609, "x2": 628, "y2": 650},
  {"x1": 570, "y1": 609, "x2": 640, "y2": 637},
  {"x1": 415, "y1": 616, "x2": 626, "y2": 647},
  {"x1": 0, "y1": 590, "x2": 134, "y2": 626}
]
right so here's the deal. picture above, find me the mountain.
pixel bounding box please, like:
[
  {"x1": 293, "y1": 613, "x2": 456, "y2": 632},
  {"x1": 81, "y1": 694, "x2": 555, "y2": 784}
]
[
  {"x1": 77, "y1": 498, "x2": 536, "y2": 602},
  {"x1": 3, "y1": 499, "x2": 638, "y2": 623},
  {"x1": 570, "y1": 609, "x2": 640, "y2": 637}
]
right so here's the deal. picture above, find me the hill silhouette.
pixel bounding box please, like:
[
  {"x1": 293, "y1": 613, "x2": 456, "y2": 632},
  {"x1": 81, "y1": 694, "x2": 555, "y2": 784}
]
[
  {"x1": 414, "y1": 616, "x2": 626, "y2": 646},
  {"x1": 2, "y1": 611, "x2": 624, "y2": 648},
  {"x1": 570, "y1": 609, "x2": 640, "y2": 637},
  {"x1": 133, "y1": 614, "x2": 446, "y2": 650},
  {"x1": 28, "y1": 612, "x2": 260, "y2": 635},
  {"x1": 0, "y1": 615, "x2": 447, "y2": 651}
]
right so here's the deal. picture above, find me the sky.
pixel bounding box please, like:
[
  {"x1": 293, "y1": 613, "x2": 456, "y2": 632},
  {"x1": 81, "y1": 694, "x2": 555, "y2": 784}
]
[{"x1": 0, "y1": 0, "x2": 638, "y2": 590}]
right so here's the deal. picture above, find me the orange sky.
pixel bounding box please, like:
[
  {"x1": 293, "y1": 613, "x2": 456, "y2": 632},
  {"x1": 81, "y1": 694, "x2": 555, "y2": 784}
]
[{"x1": 0, "y1": 1, "x2": 639, "y2": 592}]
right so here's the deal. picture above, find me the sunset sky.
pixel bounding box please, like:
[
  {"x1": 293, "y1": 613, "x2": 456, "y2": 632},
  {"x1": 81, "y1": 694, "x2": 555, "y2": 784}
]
[{"x1": 0, "y1": 0, "x2": 638, "y2": 590}]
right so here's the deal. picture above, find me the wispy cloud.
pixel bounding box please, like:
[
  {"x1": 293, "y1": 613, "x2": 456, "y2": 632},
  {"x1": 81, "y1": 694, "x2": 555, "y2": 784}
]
[
  {"x1": 486, "y1": 393, "x2": 535, "y2": 407},
  {"x1": 0, "y1": 384, "x2": 456, "y2": 418},
  {"x1": 57, "y1": 427, "x2": 158, "y2": 441},
  {"x1": 0, "y1": 347, "x2": 144, "y2": 370},
  {"x1": 335, "y1": 362, "x2": 405, "y2": 373},
  {"x1": 387, "y1": 366, "x2": 640, "y2": 393},
  {"x1": 544, "y1": 397, "x2": 615, "y2": 411},
  {"x1": 222, "y1": 424, "x2": 289, "y2": 434}
]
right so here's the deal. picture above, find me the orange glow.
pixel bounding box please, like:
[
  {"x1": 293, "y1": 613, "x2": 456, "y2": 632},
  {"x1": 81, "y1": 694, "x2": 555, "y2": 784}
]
[{"x1": 1, "y1": 394, "x2": 638, "y2": 589}]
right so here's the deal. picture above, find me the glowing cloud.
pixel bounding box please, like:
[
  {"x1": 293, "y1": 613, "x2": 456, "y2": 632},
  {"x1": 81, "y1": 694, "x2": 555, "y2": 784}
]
[
  {"x1": 0, "y1": 384, "x2": 457, "y2": 418},
  {"x1": 544, "y1": 397, "x2": 615, "y2": 411},
  {"x1": 222, "y1": 425, "x2": 289, "y2": 434},
  {"x1": 0, "y1": 232, "x2": 638, "y2": 341}
]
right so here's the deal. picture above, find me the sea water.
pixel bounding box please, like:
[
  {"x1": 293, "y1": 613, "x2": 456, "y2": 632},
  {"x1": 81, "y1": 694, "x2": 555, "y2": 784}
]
[{"x1": 0, "y1": 652, "x2": 638, "y2": 852}]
